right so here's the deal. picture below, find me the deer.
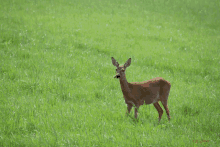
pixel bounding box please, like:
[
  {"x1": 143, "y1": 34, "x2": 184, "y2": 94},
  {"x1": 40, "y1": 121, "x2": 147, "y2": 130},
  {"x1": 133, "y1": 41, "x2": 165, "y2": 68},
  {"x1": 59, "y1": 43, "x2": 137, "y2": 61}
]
[{"x1": 111, "y1": 57, "x2": 171, "y2": 121}]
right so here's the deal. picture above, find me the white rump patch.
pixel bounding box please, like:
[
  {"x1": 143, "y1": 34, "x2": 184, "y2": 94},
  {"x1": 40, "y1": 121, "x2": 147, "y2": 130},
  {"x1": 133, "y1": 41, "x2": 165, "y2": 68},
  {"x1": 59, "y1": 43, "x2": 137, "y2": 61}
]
[{"x1": 152, "y1": 91, "x2": 160, "y2": 103}]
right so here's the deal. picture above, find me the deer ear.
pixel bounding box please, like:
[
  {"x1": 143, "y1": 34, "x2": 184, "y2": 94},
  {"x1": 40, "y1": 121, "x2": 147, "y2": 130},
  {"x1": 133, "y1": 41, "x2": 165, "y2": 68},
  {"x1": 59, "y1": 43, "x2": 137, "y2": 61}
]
[
  {"x1": 124, "y1": 58, "x2": 131, "y2": 68},
  {"x1": 111, "y1": 57, "x2": 119, "y2": 67}
]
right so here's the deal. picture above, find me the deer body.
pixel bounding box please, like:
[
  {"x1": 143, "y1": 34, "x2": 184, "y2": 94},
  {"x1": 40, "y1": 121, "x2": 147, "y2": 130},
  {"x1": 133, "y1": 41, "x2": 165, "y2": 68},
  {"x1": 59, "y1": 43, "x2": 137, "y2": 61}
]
[{"x1": 112, "y1": 57, "x2": 171, "y2": 121}]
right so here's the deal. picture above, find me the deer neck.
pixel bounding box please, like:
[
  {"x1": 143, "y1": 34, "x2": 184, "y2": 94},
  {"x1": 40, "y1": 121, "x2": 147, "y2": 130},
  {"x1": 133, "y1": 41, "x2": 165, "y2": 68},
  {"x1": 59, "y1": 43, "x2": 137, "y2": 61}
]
[
  {"x1": 119, "y1": 75, "x2": 137, "y2": 106},
  {"x1": 119, "y1": 75, "x2": 131, "y2": 94}
]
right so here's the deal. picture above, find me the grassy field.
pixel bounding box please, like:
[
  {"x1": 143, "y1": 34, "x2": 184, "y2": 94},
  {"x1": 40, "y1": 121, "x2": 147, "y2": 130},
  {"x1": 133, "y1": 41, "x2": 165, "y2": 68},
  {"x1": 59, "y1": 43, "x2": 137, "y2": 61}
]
[{"x1": 0, "y1": 0, "x2": 219, "y2": 146}]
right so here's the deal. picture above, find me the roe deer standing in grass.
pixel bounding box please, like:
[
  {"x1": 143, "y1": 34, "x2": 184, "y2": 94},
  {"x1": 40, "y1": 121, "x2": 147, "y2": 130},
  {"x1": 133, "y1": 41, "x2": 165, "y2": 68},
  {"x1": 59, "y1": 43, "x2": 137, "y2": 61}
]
[{"x1": 111, "y1": 57, "x2": 171, "y2": 121}]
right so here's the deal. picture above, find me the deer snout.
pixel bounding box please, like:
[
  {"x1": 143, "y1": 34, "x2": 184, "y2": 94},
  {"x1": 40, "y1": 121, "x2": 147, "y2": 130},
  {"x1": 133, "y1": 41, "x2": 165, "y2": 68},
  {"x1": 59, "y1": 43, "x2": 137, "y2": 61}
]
[{"x1": 114, "y1": 74, "x2": 120, "y2": 78}]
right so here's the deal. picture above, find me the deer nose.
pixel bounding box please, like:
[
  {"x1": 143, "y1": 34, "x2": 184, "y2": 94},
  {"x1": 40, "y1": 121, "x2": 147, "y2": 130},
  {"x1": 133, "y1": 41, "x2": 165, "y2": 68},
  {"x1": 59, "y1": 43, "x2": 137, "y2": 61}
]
[{"x1": 114, "y1": 74, "x2": 120, "y2": 78}]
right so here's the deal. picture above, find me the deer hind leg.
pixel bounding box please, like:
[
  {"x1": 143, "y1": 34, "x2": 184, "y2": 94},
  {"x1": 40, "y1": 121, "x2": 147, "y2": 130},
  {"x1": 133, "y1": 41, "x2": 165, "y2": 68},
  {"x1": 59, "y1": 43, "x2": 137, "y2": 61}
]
[
  {"x1": 160, "y1": 83, "x2": 171, "y2": 121},
  {"x1": 153, "y1": 102, "x2": 163, "y2": 121},
  {"x1": 161, "y1": 100, "x2": 170, "y2": 121}
]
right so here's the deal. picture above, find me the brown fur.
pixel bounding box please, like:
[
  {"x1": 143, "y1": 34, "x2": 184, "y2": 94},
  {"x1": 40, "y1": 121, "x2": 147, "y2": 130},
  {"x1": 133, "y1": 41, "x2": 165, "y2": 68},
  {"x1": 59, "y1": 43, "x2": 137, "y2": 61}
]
[{"x1": 112, "y1": 57, "x2": 171, "y2": 121}]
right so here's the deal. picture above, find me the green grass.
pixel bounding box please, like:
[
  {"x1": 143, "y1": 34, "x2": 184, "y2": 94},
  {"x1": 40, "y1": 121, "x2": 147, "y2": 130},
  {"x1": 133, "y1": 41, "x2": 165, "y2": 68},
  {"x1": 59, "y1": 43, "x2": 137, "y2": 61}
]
[{"x1": 0, "y1": 0, "x2": 219, "y2": 146}]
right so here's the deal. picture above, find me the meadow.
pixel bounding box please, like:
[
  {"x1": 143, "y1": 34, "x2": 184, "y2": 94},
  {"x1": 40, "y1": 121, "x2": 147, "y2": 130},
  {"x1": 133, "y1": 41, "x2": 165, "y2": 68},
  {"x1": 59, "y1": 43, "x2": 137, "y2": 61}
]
[{"x1": 0, "y1": 0, "x2": 219, "y2": 146}]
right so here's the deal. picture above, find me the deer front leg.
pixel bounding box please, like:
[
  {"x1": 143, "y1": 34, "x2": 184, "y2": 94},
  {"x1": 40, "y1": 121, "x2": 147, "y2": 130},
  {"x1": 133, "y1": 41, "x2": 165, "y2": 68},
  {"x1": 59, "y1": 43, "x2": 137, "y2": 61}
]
[
  {"x1": 135, "y1": 108, "x2": 138, "y2": 118},
  {"x1": 134, "y1": 105, "x2": 140, "y2": 119},
  {"x1": 126, "y1": 104, "x2": 132, "y2": 116}
]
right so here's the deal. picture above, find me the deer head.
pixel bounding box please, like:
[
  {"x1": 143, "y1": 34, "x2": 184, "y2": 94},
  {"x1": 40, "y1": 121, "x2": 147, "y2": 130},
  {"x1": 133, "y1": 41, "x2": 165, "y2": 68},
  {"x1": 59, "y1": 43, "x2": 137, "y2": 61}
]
[{"x1": 111, "y1": 57, "x2": 131, "y2": 79}]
